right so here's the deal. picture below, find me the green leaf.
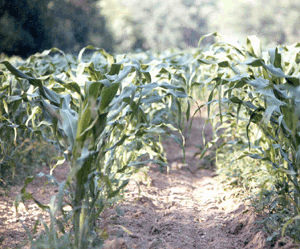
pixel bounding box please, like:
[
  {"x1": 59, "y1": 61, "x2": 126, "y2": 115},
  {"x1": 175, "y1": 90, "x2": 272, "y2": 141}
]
[
  {"x1": 263, "y1": 64, "x2": 286, "y2": 78},
  {"x1": 76, "y1": 103, "x2": 92, "y2": 142},
  {"x1": 229, "y1": 96, "x2": 243, "y2": 104},
  {"x1": 198, "y1": 32, "x2": 220, "y2": 48},
  {"x1": 107, "y1": 179, "x2": 129, "y2": 198},
  {"x1": 42, "y1": 86, "x2": 61, "y2": 105},
  {"x1": 0, "y1": 61, "x2": 43, "y2": 87},
  {"x1": 269, "y1": 47, "x2": 282, "y2": 69},
  {"x1": 243, "y1": 58, "x2": 264, "y2": 67},
  {"x1": 78, "y1": 45, "x2": 114, "y2": 65},
  {"x1": 92, "y1": 112, "x2": 108, "y2": 142},
  {"x1": 53, "y1": 76, "x2": 82, "y2": 97},
  {"x1": 20, "y1": 176, "x2": 35, "y2": 194},
  {"x1": 60, "y1": 107, "x2": 78, "y2": 147},
  {"x1": 100, "y1": 83, "x2": 120, "y2": 112},
  {"x1": 218, "y1": 61, "x2": 230, "y2": 68},
  {"x1": 112, "y1": 66, "x2": 132, "y2": 83},
  {"x1": 246, "y1": 35, "x2": 261, "y2": 58},
  {"x1": 108, "y1": 63, "x2": 122, "y2": 75}
]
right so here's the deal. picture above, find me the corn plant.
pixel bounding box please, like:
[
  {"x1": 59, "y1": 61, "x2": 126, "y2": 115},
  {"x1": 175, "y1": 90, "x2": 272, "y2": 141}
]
[
  {"x1": 0, "y1": 59, "x2": 54, "y2": 186},
  {"x1": 1, "y1": 46, "x2": 188, "y2": 248},
  {"x1": 194, "y1": 32, "x2": 300, "y2": 240}
]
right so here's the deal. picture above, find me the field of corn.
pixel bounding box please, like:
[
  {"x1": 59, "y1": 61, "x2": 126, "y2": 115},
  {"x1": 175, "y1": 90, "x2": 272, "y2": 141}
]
[{"x1": 1, "y1": 33, "x2": 300, "y2": 247}]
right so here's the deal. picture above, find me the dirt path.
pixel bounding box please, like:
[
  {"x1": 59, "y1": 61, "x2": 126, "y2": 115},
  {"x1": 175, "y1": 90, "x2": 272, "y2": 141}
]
[
  {"x1": 101, "y1": 167, "x2": 261, "y2": 249},
  {"x1": 0, "y1": 114, "x2": 297, "y2": 248},
  {"x1": 100, "y1": 115, "x2": 270, "y2": 249}
]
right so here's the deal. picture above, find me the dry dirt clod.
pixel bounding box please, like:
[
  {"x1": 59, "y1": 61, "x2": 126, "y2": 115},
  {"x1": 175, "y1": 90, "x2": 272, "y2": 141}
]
[
  {"x1": 227, "y1": 221, "x2": 244, "y2": 234},
  {"x1": 148, "y1": 238, "x2": 166, "y2": 249},
  {"x1": 102, "y1": 238, "x2": 128, "y2": 249}
]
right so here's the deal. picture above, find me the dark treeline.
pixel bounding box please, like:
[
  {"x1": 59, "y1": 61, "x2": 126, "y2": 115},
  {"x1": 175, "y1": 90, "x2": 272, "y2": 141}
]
[
  {"x1": 0, "y1": 0, "x2": 49, "y2": 58},
  {"x1": 0, "y1": 0, "x2": 114, "y2": 58}
]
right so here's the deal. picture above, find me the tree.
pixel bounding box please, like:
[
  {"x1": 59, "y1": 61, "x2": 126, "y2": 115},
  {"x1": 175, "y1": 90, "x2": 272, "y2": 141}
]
[
  {"x1": 0, "y1": 0, "x2": 50, "y2": 58},
  {"x1": 0, "y1": 0, "x2": 114, "y2": 58},
  {"x1": 120, "y1": 0, "x2": 212, "y2": 51},
  {"x1": 207, "y1": 0, "x2": 300, "y2": 47}
]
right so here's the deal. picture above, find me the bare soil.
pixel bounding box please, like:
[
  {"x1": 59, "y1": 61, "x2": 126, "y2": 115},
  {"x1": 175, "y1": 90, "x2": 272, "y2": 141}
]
[{"x1": 0, "y1": 111, "x2": 298, "y2": 248}]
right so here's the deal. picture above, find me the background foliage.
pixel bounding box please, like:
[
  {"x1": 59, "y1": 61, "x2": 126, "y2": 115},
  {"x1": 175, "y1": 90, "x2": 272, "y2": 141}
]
[
  {"x1": 209, "y1": 0, "x2": 300, "y2": 48},
  {"x1": 2, "y1": 0, "x2": 300, "y2": 58}
]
